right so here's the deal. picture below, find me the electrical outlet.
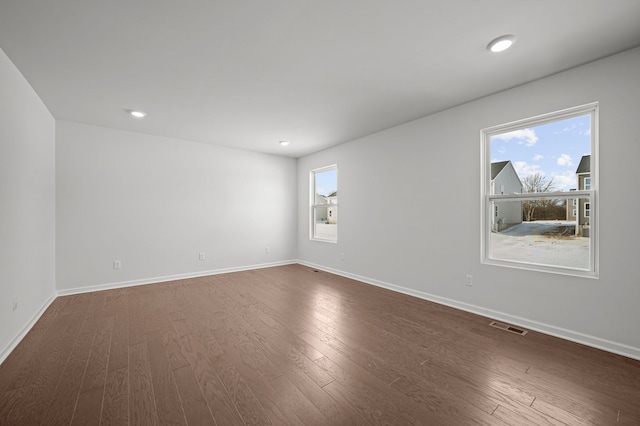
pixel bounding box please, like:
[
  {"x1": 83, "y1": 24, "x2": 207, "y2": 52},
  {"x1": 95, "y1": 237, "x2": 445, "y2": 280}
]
[
  {"x1": 199, "y1": 252, "x2": 206, "y2": 260},
  {"x1": 265, "y1": 246, "x2": 270, "y2": 254},
  {"x1": 341, "y1": 252, "x2": 345, "y2": 261},
  {"x1": 465, "y1": 274, "x2": 473, "y2": 286},
  {"x1": 113, "y1": 260, "x2": 122, "y2": 270},
  {"x1": 12, "y1": 297, "x2": 17, "y2": 311}
]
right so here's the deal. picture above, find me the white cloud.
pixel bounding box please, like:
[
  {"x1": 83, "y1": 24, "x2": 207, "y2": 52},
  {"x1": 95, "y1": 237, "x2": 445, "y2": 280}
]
[
  {"x1": 551, "y1": 171, "x2": 578, "y2": 191},
  {"x1": 533, "y1": 154, "x2": 544, "y2": 161},
  {"x1": 492, "y1": 128, "x2": 538, "y2": 147},
  {"x1": 513, "y1": 161, "x2": 541, "y2": 178},
  {"x1": 557, "y1": 154, "x2": 573, "y2": 167}
]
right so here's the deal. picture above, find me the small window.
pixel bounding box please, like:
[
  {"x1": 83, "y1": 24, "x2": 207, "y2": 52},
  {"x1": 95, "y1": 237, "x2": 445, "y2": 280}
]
[
  {"x1": 311, "y1": 165, "x2": 338, "y2": 242},
  {"x1": 482, "y1": 103, "x2": 598, "y2": 277}
]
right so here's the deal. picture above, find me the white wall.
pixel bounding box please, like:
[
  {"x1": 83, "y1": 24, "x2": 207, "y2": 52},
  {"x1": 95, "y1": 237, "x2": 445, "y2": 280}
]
[
  {"x1": 56, "y1": 122, "x2": 297, "y2": 292},
  {"x1": 297, "y1": 47, "x2": 640, "y2": 359},
  {"x1": 0, "y1": 49, "x2": 56, "y2": 361}
]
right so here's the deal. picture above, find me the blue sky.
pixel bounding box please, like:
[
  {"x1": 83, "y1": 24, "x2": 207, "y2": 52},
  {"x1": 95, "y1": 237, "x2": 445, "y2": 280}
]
[
  {"x1": 315, "y1": 168, "x2": 337, "y2": 196},
  {"x1": 490, "y1": 114, "x2": 591, "y2": 191}
]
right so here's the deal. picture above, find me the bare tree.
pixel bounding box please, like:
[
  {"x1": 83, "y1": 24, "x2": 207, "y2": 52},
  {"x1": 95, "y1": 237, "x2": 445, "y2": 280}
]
[{"x1": 522, "y1": 173, "x2": 556, "y2": 221}]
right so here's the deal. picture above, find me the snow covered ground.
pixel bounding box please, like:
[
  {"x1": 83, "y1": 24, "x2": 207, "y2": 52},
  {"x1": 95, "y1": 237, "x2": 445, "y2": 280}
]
[
  {"x1": 490, "y1": 221, "x2": 590, "y2": 270},
  {"x1": 315, "y1": 223, "x2": 337, "y2": 240}
]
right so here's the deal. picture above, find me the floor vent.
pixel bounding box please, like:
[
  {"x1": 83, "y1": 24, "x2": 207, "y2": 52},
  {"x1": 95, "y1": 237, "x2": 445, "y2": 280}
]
[{"x1": 489, "y1": 321, "x2": 528, "y2": 336}]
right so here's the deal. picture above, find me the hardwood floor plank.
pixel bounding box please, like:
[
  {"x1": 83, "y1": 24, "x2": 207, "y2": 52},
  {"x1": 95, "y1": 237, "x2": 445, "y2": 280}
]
[
  {"x1": 204, "y1": 311, "x2": 283, "y2": 383},
  {"x1": 524, "y1": 366, "x2": 636, "y2": 424},
  {"x1": 35, "y1": 298, "x2": 103, "y2": 425},
  {"x1": 100, "y1": 366, "x2": 129, "y2": 426},
  {"x1": 68, "y1": 315, "x2": 116, "y2": 425},
  {"x1": 618, "y1": 409, "x2": 640, "y2": 426},
  {"x1": 6, "y1": 297, "x2": 100, "y2": 424},
  {"x1": 0, "y1": 296, "x2": 70, "y2": 388},
  {"x1": 276, "y1": 358, "x2": 369, "y2": 426},
  {"x1": 72, "y1": 386, "x2": 105, "y2": 425},
  {"x1": 531, "y1": 397, "x2": 599, "y2": 426},
  {"x1": 145, "y1": 329, "x2": 186, "y2": 425},
  {"x1": 322, "y1": 379, "x2": 419, "y2": 425},
  {"x1": 179, "y1": 333, "x2": 248, "y2": 426},
  {"x1": 129, "y1": 342, "x2": 158, "y2": 426},
  {"x1": 219, "y1": 345, "x2": 299, "y2": 424},
  {"x1": 212, "y1": 283, "x2": 334, "y2": 389},
  {"x1": 493, "y1": 403, "x2": 567, "y2": 426},
  {"x1": 81, "y1": 315, "x2": 115, "y2": 392},
  {"x1": 0, "y1": 383, "x2": 37, "y2": 425},
  {"x1": 390, "y1": 375, "x2": 498, "y2": 417},
  {"x1": 303, "y1": 335, "x2": 437, "y2": 424},
  {"x1": 212, "y1": 353, "x2": 276, "y2": 425},
  {"x1": 413, "y1": 353, "x2": 537, "y2": 414},
  {"x1": 2, "y1": 264, "x2": 639, "y2": 426},
  {"x1": 2, "y1": 295, "x2": 90, "y2": 393},
  {"x1": 163, "y1": 328, "x2": 190, "y2": 371},
  {"x1": 268, "y1": 374, "x2": 327, "y2": 425},
  {"x1": 108, "y1": 303, "x2": 130, "y2": 372},
  {"x1": 172, "y1": 365, "x2": 217, "y2": 426}
]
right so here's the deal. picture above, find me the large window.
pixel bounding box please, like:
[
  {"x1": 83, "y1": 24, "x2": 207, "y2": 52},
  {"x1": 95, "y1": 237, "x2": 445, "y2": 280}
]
[
  {"x1": 481, "y1": 103, "x2": 598, "y2": 277},
  {"x1": 311, "y1": 165, "x2": 338, "y2": 242}
]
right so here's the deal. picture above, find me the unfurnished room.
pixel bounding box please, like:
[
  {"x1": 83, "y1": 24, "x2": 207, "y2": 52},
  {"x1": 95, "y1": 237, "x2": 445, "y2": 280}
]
[{"x1": 1, "y1": 1, "x2": 640, "y2": 425}]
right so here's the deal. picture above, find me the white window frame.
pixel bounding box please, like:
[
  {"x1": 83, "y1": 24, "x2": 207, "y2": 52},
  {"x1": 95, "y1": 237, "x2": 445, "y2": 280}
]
[
  {"x1": 584, "y1": 177, "x2": 591, "y2": 190},
  {"x1": 481, "y1": 103, "x2": 598, "y2": 278},
  {"x1": 310, "y1": 164, "x2": 338, "y2": 243}
]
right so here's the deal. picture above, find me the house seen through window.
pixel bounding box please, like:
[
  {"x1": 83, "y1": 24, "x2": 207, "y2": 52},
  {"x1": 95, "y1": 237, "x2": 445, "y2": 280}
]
[
  {"x1": 482, "y1": 103, "x2": 597, "y2": 277},
  {"x1": 311, "y1": 165, "x2": 337, "y2": 242}
]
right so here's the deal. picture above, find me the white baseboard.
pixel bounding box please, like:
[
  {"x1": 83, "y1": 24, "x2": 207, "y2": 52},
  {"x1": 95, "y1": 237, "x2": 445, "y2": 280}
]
[
  {"x1": 297, "y1": 260, "x2": 640, "y2": 361},
  {"x1": 56, "y1": 260, "x2": 298, "y2": 296},
  {"x1": 0, "y1": 292, "x2": 57, "y2": 365}
]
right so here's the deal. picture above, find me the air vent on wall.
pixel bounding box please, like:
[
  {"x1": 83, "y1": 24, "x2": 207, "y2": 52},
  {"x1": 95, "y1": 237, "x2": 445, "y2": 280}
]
[{"x1": 489, "y1": 321, "x2": 528, "y2": 336}]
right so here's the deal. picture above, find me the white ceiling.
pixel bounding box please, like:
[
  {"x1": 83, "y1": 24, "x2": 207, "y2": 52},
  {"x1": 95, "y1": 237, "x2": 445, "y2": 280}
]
[{"x1": 1, "y1": 1, "x2": 639, "y2": 158}]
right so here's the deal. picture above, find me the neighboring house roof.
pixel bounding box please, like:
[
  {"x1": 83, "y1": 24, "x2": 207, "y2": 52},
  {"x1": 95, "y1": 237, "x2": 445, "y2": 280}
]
[
  {"x1": 491, "y1": 161, "x2": 510, "y2": 180},
  {"x1": 328, "y1": 191, "x2": 337, "y2": 197},
  {"x1": 576, "y1": 155, "x2": 590, "y2": 174}
]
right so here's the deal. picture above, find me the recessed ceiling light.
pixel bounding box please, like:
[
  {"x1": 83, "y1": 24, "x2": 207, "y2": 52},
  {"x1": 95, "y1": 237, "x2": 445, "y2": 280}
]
[
  {"x1": 487, "y1": 35, "x2": 516, "y2": 53},
  {"x1": 128, "y1": 110, "x2": 147, "y2": 119},
  {"x1": 279, "y1": 140, "x2": 290, "y2": 146}
]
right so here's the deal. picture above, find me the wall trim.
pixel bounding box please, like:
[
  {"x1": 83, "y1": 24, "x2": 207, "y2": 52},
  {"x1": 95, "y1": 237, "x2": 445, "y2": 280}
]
[
  {"x1": 56, "y1": 260, "x2": 298, "y2": 296},
  {"x1": 297, "y1": 260, "x2": 640, "y2": 361},
  {"x1": 0, "y1": 292, "x2": 57, "y2": 365}
]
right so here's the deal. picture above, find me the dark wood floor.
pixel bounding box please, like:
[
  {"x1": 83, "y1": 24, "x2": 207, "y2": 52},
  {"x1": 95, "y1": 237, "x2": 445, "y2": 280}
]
[{"x1": 1, "y1": 264, "x2": 639, "y2": 425}]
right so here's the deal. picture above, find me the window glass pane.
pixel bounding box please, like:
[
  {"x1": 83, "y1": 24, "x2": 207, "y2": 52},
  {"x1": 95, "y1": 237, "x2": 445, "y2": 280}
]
[
  {"x1": 490, "y1": 198, "x2": 590, "y2": 270},
  {"x1": 313, "y1": 206, "x2": 338, "y2": 240},
  {"x1": 484, "y1": 105, "x2": 597, "y2": 276},
  {"x1": 490, "y1": 115, "x2": 591, "y2": 195},
  {"x1": 312, "y1": 166, "x2": 337, "y2": 242},
  {"x1": 314, "y1": 168, "x2": 337, "y2": 201}
]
